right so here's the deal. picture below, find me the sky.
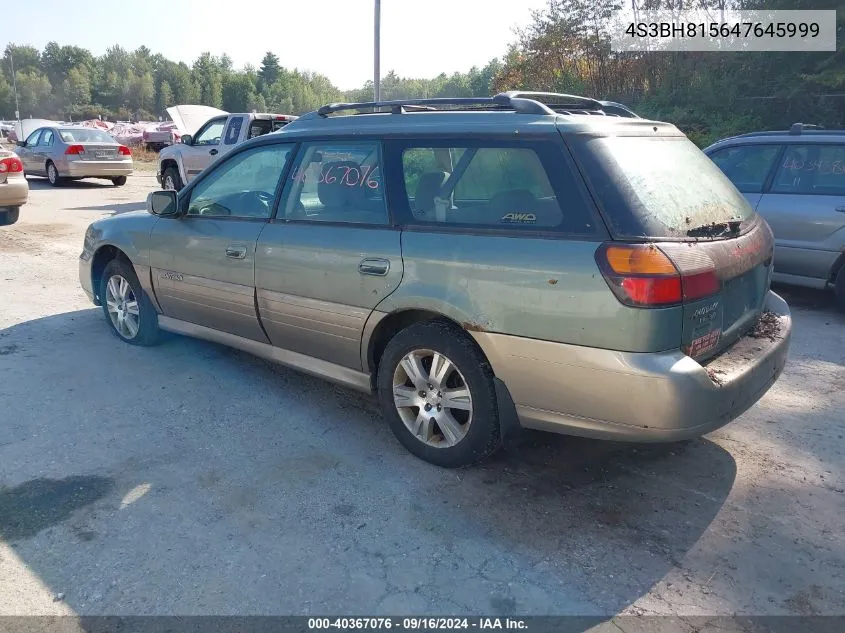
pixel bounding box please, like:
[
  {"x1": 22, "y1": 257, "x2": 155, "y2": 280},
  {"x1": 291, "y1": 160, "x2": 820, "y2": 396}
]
[{"x1": 5, "y1": 0, "x2": 548, "y2": 90}]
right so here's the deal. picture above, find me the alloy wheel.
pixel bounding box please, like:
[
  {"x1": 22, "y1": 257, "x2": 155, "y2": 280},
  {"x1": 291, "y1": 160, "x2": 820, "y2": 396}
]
[
  {"x1": 392, "y1": 349, "x2": 473, "y2": 448},
  {"x1": 105, "y1": 274, "x2": 140, "y2": 339}
]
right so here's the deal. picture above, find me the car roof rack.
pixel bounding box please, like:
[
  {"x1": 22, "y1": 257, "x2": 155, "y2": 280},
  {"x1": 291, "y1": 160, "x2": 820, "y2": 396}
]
[
  {"x1": 314, "y1": 91, "x2": 607, "y2": 118},
  {"x1": 732, "y1": 124, "x2": 845, "y2": 139}
]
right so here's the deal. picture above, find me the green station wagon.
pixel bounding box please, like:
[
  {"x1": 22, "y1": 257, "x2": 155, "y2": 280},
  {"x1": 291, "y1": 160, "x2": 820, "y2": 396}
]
[{"x1": 79, "y1": 92, "x2": 792, "y2": 467}]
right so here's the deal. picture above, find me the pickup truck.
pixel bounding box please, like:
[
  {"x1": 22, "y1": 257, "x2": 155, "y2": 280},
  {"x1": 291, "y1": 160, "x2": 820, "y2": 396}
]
[{"x1": 157, "y1": 112, "x2": 297, "y2": 190}]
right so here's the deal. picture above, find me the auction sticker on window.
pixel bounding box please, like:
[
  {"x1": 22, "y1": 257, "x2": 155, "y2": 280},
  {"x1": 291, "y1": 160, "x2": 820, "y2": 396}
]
[{"x1": 609, "y1": 9, "x2": 836, "y2": 52}]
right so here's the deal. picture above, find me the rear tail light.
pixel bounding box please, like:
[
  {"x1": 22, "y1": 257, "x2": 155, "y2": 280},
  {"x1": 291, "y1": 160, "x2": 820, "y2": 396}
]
[
  {"x1": 65, "y1": 145, "x2": 84, "y2": 155},
  {"x1": 596, "y1": 243, "x2": 720, "y2": 307},
  {"x1": 0, "y1": 156, "x2": 23, "y2": 173},
  {"x1": 118, "y1": 145, "x2": 131, "y2": 156}
]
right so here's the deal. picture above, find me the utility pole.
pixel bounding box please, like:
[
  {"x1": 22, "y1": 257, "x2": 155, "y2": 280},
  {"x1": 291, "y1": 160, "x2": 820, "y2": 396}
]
[
  {"x1": 10, "y1": 47, "x2": 20, "y2": 121},
  {"x1": 374, "y1": 0, "x2": 381, "y2": 102}
]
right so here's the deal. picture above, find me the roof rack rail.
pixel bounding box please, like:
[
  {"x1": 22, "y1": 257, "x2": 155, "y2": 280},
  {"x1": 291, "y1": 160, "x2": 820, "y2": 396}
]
[
  {"x1": 733, "y1": 125, "x2": 845, "y2": 139},
  {"x1": 311, "y1": 91, "x2": 614, "y2": 119},
  {"x1": 498, "y1": 91, "x2": 604, "y2": 110},
  {"x1": 315, "y1": 94, "x2": 560, "y2": 117},
  {"x1": 790, "y1": 122, "x2": 823, "y2": 135}
]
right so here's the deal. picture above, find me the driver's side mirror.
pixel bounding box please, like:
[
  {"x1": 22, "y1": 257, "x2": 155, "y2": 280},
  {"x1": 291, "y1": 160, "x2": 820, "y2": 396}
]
[
  {"x1": 181, "y1": 134, "x2": 193, "y2": 146},
  {"x1": 147, "y1": 190, "x2": 179, "y2": 217},
  {"x1": 15, "y1": 140, "x2": 26, "y2": 148}
]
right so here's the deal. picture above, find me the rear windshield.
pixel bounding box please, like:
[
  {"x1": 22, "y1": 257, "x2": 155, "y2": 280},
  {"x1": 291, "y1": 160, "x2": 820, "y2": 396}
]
[
  {"x1": 571, "y1": 135, "x2": 755, "y2": 239},
  {"x1": 59, "y1": 129, "x2": 114, "y2": 143}
]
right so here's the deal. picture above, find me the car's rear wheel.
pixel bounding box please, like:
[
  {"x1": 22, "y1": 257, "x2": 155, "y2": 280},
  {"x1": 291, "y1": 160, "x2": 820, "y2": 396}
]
[
  {"x1": 46, "y1": 161, "x2": 63, "y2": 187},
  {"x1": 835, "y1": 266, "x2": 845, "y2": 312},
  {"x1": 112, "y1": 176, "x2": 127, "y2": 186},
  {"x1": 0, "y1": 207, "x2": 20, "y2": 226},
  {"x1": 99, "y1": 259, "x2": 161, "y2": 346},
  {"x1": 162, "y1": 167, "x2": 182, "y2": 191},
  {"x1": 377, "y1": 320, "x2": 501, "y2": 468}
]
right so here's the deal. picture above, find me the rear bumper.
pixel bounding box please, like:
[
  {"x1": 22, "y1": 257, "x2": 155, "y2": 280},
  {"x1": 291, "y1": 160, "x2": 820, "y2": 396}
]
[
  {"x1": 0, "y1": 177, "x2": 29, "y2": 207},
  {"x1": 79, "y1": 254, "x2": 96, "y2": 304},
  {"x1": 472, "y1": 290, "x2": 792, "y2": 442},
  {"x1": 65, "y1": 160, "x2": 134, "y2": 178}
]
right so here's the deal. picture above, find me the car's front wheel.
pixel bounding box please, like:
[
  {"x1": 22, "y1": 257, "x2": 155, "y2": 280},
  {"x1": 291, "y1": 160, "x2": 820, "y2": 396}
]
[
  {"x1": 162, "y1": 167, "x2": 182, "y2": 191},
  {"x1": 377, "y1": 320, "x2": 501, "y2": 468},
  {"x1": 100, "y1": 259, "x2": 161, "y2": 346}
]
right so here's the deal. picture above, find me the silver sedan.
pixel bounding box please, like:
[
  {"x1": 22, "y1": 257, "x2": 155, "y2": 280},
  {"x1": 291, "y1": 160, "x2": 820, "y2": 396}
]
[{"x1": 16, "y1": 126, "x2": 133, "y2": 187}]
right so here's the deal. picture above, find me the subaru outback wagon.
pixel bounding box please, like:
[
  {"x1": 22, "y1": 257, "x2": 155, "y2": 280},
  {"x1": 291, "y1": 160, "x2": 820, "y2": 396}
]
[{"x1": 79, "y1": 91, "x2": 792, "y2": 468}]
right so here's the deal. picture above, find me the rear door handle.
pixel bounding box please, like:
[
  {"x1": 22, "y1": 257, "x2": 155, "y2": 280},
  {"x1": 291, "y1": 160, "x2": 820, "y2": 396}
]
[
  {"x1": 225, "y1": 245, "x2": 247, "y2": 259},
  {"x1": 209, "y1": 149, "x2": 218, "y2": 156},
  {"x1": 358, "y1": 258, "x2": 390, "y2": 276},
  {"x1": 836, "y1": 206, "x2": 845, "y2": 213}
]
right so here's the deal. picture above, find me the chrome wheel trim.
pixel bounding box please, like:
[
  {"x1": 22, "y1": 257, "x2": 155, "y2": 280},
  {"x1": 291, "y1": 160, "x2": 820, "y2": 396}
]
[
  {"x1": 47, "y1": 163, "x2": 58, "y2": 183},
  {"x1": 163, "y1": 174, "x2": 176, "y2": 190},
  {"x1": 105, "y1": 274, "x2": 140, "y2": 340},
  {"x1": 392, "y1": 348, "x2": 473, "y2": 449}
]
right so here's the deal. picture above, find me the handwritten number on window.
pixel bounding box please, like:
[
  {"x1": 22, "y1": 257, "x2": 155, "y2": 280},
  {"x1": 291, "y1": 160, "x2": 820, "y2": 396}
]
[{"x1": 291, "y1": 164, "x2": 381, "y2": 189}]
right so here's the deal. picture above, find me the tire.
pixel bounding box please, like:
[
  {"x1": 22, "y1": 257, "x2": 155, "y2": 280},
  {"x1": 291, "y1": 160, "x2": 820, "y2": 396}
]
[
  {"x1": 162, "y1": 166, "x2": 182, "y2": 191},
  {"x1": 99, "y1": 258, "x2": 161, "y2": 346},
  {"x1": 0, "y1": 207, "x2": 20, "y2": 226},
  {"x1": 835, "y1": 266, "x2": 845, "y2": 312},
  {"x1": 46, "y1": 161, "x2": 63, "y2": 187},
  {"x1": 377, "y1": 320, "x2": 501, "y2": 468},
  {"x1": 112, "y1": 176, "x2": 128, "y2": 186}
]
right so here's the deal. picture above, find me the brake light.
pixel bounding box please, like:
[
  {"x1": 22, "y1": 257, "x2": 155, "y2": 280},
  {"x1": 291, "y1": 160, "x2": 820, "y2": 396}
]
[
  {"x1": 0, "y1": 156, "x2": 23, "y2": 173},
  {"x1": 118, "y1": 145, "x2": 131, "y2": 156},
  {"x1": 596, "y1": 243, "x2": 720, "y2": 307},
  {"x1": 65, "y1": 145, "x2": 84, "y2": 155}
]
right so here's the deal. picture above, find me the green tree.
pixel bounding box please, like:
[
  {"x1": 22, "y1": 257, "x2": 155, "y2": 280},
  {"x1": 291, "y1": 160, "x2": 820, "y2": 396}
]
[
  {"x1": 223, "y1": 71, "x2": 257, "y2": 112},
  {"x1": 2, "y1": 44, "x2": 41, "y2": 82},
  {"x1": 63, "y1": 66, "x2": 91, "y2": 111},
  {"x1": 258, "y1": 52, "x2": 281, "y2": 92},
  {"x1": 15, "y1": 70, "x2": 52, "y2": 117},
  {"x1": 158, "y1": 80, "x2": 174, "y2": 112},
  {"x1": 128, "y1": 71, "x2": 155, "y2": 112}
]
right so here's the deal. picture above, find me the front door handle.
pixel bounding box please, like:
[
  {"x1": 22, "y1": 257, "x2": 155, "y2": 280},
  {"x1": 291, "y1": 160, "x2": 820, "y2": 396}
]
[
  {"x1": 835, "y1": 206, "x2": 845, "y2": 213},
  {"x1": 358, "y1": 258, "x2": 390, "y2": 276},
  {"x1": 225, "y1": 245, "x2": 247, "y2": 259},
  {"x1": 210, "y1": 149, "x2": 218, "y2": 156}
]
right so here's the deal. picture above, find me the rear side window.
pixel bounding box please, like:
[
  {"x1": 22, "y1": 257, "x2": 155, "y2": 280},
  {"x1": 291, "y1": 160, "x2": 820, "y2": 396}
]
[
  {"x1": 399, "y1": 143, "x2": 596, "y2": 234},
  {"x1": 571, "y1": 135, "x2": 756, "y2": 239},
  {"x1": 39, "y1": 129, "x2": 54, "y2": 146},
  {"x1": 772, "y1": 144, "x2": 845, "y2": 195},
  {"x1": 280, "y1": 142, "x2": 387, "y2": 225},
  {"x1": 224, "y1": 117, "x2": 243, "y2": 145},
  {"x1": 249, "y1": 119, "x2": 272, "y2": 139},
  {"x1": 709, "y1": 144, "x2": 780, "y2": 193}
]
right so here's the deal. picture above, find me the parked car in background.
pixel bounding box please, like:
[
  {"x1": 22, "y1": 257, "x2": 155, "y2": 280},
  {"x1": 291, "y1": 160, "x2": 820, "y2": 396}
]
[
  {"x1": 0, "y1": 148, "x2": 27, "y2": 226},
  {"x1": 142, "y1": 122, "x2": 182, "y2": 151},
  {"x1": 16, "y1": 126, "x2": 133, "y2": 187},
  {"x1": 80, "y1": 91, "x2": 790, "y2": 468},
  {"x1": 705, "y1": 123, "x2": 845, "y2": 310},
  {"x1": 157, "y1": 112, "x2": 298, "y2": 190}
]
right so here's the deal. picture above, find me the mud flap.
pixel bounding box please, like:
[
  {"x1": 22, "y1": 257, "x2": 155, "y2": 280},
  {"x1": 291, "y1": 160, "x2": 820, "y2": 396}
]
[{"x1": 494, "y1": 377, "x2": 522, "y2": 448}]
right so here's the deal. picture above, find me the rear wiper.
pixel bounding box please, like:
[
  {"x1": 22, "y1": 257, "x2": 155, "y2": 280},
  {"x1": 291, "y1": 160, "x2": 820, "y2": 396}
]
[{"x1": 686, "y1": 220, "x2": 741, "y2": 238}]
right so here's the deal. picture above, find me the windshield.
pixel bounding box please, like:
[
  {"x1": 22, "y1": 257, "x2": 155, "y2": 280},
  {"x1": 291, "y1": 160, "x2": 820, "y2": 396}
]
[
  {"x1": 571, "y1": 135, "x2": 755, "y2": 239},
  {"x1": 59, "y1": 129, "x2": 114, "y2": 144}
]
